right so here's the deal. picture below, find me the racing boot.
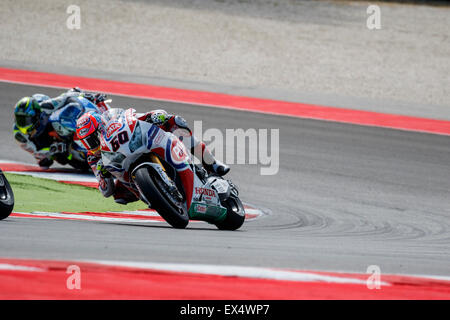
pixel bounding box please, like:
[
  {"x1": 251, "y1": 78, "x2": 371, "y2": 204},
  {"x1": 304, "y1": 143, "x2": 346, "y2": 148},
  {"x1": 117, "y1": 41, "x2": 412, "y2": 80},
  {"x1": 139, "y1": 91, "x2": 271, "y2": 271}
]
[
  {"x1": 204, "y1": 159, "x2": 230, "y2": 176},
  {"x1": 193, "y1": 142, "x2": 230, "y2": 176},
  {"x1": 113, "y1": 180, "x2": 139, "y2": 205},
  {"x1": 38, "y1": 157, "x2": 54, "y2": 170}
]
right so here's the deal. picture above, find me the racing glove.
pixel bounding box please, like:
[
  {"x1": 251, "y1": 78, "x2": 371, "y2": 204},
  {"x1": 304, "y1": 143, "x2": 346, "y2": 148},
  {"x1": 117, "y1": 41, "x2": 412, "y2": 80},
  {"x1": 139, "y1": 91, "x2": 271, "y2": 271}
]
[{"x1": 96, "y1": 163, "x2": 114, "y2": 197}]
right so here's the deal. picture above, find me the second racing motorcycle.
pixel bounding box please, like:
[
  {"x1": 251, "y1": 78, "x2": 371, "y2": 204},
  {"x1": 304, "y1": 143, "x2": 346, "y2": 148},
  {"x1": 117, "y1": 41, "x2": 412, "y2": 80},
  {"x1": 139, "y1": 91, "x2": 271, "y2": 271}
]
[
  {"x1": 100, "y1": 108, "x2": 246, "y2": 230},
  {"x1": 0, "y1": 169, "x2": 14, "y2": 220}
]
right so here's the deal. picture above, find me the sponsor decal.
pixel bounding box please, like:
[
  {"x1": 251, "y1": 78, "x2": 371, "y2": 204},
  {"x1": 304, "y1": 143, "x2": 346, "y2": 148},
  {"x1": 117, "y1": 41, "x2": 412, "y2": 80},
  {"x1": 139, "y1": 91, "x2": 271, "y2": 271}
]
[
  {"x1": 195, "y1": 204, "x2": 207, "y2": 214},
  {"x1": 106, "y1": 122, "x2": 122, "y2": 139},
  {"x1": 170, "y1": 139, "x2": 188, "y2": 163},
  {"x1": 125, "y1": 109, "x2": 136, "y2": 132},
  {"x1": 153, "y1": 131, "x2": 164, "y2": 146},
  {"x1": 195, "y1": 187, "x2": 216, "y2": 198}
]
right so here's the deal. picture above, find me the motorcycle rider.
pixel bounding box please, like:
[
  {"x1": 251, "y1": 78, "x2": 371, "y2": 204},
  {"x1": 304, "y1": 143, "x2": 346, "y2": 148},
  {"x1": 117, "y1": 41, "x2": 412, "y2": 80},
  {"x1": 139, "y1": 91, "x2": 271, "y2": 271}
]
[
  {"x1": 76, "y1": 108, "x2": 230, "y2": 204},
  {"x1": 13, "y1": 88, "x2": 108, "y2": 169}
]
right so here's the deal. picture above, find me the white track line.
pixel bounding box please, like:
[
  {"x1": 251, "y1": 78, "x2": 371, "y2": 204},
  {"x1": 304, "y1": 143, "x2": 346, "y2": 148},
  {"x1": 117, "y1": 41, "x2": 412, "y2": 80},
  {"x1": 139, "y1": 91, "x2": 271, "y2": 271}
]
[
  {"x1": 12, "y1": 211, "x2": 162, "y2": 223},
  {"x1": 89, "y1": 260, "x2": 379, "y2": 285},
  {"x1": 0, "y1": 263, "x2": 45, "y2": 272},
  {"x1": 7, "y1": 171, "x2": 97, "y2": 183}
]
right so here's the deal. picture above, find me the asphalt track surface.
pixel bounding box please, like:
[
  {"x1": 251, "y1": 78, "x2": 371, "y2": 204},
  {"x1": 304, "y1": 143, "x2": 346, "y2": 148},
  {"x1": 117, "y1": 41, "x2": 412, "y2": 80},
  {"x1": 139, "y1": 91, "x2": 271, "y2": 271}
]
[{"x1": 0, "y1": 82, "x2": 449, "y2": 277}]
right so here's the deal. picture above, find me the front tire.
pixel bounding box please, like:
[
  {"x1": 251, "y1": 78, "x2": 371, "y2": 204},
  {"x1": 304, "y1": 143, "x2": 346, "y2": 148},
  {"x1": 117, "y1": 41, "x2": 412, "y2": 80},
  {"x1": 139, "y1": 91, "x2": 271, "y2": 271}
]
[
  {"x1": 215, "y1": 195, "x2": 245, "y2": 231},
  {"x1": 133, "y1": 167, "x2": 189, "y2": 229},
  {"x1": 0, "y1": 172, "x2": 14, "y2": 220}
]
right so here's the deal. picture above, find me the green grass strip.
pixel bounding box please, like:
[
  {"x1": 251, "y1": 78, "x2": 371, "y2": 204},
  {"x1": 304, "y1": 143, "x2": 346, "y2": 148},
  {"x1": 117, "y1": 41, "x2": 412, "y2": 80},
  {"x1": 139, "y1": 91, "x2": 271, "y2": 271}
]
[{"x1": 4, "y1": 173, "x2": 147, "y2": 213}]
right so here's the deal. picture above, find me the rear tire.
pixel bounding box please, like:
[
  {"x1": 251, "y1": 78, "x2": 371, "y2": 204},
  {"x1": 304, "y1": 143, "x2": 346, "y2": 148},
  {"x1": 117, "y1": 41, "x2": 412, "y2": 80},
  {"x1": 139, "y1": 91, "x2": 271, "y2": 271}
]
[
  {"x1": 215, "y1": 195, "x2": 245, "y2": 231},
  {"x1": 134, "y1": 167, "x2": 189, "y2": 229},
  {"x1": 0, "y1": 172, "x2": 14, "y2": 220}
]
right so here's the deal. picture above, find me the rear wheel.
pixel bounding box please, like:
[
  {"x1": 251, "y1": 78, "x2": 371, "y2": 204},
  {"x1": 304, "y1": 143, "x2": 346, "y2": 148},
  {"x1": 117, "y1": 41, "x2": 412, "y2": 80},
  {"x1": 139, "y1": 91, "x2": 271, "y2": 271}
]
[
  {"x1": 133, "y1": 167, "x2": 189, "y2": 229},
  {"x1": 0, "y1": 172, "x2": 14, "y2": 220},
  {"x1": 215, "y1": 195, "x2": 245, "y2": 231}
]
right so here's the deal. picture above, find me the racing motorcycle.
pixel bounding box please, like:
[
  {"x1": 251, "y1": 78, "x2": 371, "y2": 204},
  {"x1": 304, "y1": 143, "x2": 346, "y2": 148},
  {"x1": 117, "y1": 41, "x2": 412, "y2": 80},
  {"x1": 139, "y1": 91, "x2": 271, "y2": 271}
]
[
  {"x1": 100, "y1": 108, "x2": 245, "y2": 230},
  {"x1": 46, "y1": 96, "x2": 110, "y2": 171},
  {"x1": 0, "y1": 169, "x2": 14, "y2": 220}
]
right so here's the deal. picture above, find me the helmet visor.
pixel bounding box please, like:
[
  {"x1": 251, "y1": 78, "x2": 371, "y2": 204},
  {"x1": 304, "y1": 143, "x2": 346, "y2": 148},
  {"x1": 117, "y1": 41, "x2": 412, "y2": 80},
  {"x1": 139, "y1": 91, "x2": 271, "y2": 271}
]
[
  {"x1": 15, "y1": 114, "x2": 37, "y2": 133},
  {"x1": 82, "y1": 134, "x2": 100, "y2": 151}
]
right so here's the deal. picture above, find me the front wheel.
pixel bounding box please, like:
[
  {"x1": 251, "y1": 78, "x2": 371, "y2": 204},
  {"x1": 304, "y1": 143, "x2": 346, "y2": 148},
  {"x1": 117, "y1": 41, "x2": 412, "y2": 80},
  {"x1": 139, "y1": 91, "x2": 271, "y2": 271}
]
[
  {"x1": 215, "y1": 195, "x2": 245, "y2": 231},
  {"x1": 0, "y1": 171, "x2": 14, "y2": 220},
  {"x1": 133, "y1": 167, "x2": 189, "y2": 229}
]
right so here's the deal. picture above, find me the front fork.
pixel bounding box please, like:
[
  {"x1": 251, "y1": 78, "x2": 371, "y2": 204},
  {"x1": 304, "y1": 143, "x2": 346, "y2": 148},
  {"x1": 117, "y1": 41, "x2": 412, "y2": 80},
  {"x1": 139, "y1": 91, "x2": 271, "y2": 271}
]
[{"x1": 146, "y1": 153, "x2": 186, "y2": 204}]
